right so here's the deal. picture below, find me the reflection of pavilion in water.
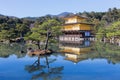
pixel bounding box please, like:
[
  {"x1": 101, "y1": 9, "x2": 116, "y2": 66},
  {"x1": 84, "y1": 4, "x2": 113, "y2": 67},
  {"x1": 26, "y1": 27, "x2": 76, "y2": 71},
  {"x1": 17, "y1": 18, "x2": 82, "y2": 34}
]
[
  {"x1": 60, "y1": 40, "x2": 120, "y2": 64},
  {"x1": 60, "y1": 40, "x2": 92, "y2": 63}
]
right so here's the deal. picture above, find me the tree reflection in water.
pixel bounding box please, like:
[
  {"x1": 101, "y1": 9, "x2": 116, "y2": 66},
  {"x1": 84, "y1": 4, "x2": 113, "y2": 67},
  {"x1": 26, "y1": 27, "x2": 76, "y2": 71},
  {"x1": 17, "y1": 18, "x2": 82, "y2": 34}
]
[
  {"x1": 0, "y1": 42, "x2": 26, "y2": 58},
  {"x1": 25, "y1": 55, "x2": 64, "y2": 80}
]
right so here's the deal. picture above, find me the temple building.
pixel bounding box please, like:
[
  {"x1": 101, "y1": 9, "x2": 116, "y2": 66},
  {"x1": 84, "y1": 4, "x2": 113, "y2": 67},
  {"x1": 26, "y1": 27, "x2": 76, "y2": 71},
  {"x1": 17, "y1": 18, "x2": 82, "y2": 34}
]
[{"x1": 59, "y1": 15, "x2": 94, "y2": 43}]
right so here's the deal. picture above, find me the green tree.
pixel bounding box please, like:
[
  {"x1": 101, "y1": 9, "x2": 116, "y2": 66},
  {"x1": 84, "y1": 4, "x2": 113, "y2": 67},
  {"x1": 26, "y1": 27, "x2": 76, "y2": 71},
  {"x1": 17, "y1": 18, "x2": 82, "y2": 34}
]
[
  {"x1": 16, "y1": 23, "x2": 30, "y2": 38},
  {"x1": 26, "y1": 19, "x2": 62, "y2": 49},
  {"x1": 106, "y1": 21, "x2": 120, "y2": 38}
]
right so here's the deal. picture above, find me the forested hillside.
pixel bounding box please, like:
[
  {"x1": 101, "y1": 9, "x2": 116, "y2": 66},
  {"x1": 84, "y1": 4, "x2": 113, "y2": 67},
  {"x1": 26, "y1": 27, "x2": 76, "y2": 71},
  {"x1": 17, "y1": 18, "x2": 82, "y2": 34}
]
[
  {"x1": 0, "y1": 8, "x2": 120, "y2": 42},
  {"x1": 78, "y1": 8, "x2": 120, "y2": 39}
]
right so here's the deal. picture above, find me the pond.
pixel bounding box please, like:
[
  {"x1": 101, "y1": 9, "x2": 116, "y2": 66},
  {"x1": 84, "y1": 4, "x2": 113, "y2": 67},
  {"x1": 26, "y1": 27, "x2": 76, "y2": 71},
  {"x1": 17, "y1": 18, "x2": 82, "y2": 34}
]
[{"x1": 0, "y1": 41, "x2": 120, "y2": 80}]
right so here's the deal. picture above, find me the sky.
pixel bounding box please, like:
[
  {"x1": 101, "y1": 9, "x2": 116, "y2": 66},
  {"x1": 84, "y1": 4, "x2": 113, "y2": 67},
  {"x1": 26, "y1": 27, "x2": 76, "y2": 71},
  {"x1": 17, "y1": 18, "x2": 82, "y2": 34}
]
[{"x1": 0, "y1": 0, "x2": 120, "y2": 18}]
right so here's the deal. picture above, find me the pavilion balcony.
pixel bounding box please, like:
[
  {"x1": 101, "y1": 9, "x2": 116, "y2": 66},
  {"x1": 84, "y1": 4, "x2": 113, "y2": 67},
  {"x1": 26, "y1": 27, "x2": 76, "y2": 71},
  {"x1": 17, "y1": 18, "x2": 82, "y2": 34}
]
[{"x1": 59, "y1": 35, "x2": 84, "y2": 42}]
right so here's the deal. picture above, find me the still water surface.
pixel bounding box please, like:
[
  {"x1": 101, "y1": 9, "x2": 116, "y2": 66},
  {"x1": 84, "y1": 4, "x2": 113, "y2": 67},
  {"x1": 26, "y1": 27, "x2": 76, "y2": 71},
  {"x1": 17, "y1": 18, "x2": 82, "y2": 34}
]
[{"x1": 0, "y1": 41, "x2": 120, "y2": 80}]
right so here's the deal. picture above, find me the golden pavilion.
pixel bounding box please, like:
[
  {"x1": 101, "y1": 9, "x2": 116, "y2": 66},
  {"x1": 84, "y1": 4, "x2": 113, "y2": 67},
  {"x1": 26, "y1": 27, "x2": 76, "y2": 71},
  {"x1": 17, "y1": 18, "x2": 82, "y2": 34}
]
[{"x1": 59, "y1": 15, "x2": 93, "y2": 43}]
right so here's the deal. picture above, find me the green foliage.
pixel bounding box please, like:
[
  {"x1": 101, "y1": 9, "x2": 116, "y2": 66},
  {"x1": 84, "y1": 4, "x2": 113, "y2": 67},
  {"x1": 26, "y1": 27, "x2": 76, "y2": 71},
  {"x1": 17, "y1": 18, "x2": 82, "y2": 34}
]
[
  {"x1": 106, "y1": 21, "x2": 120, "y2": 38},
  {"x1": 96, "y1": 21, "x2": 120, "y2": 39},
  {"x1": 38, "y1": 19, "x2": 62, "y2": 37},
  {"x1": 16, "y1": 23, "x2": 30, "y2": 37},
  {"x1": 25, "y1": 17, "x2": 62, "y2": 49},
  {"x1": 0, "y1": 16, "x2": 32, "y2": 41},
  {"x1": 0, "y1": 7, "x2": 120, "y2": 41},
  {"x1": 26, "y1": 18, "x2": 62, "y2": 43},
  {"x1": 94, "y1": 20, "x2": 106, "y2": 33},
  {"x1": 93, "y1": 41, "x2": 120, "y2": 64},
  {"x1": 0, "y1": 30, "x2": 16, "y2": 40}
]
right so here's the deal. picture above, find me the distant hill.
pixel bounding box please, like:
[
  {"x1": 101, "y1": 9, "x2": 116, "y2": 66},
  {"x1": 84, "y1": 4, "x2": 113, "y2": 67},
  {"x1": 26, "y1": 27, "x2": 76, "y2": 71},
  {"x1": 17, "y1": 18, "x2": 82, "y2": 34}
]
[
  {"x1": 44, "y1": 12, "x2": 74, "y2": 18},
  {"x1": 22, "y1": 17, "x2": 39, "y2": 21},
  {"x1": 0, "y1": 12, "x2": 74, "y2": 20},
  {"x1": 57, "y1": 12, "x2": 74, "y2": 18},
  {"x1": 0, "y1": 14, "x2": 18, "y2": 19},
  {"x1": 22, "y1": 12, "x2": 74, "y2": 21},
  {"x1": 0, "y1": 14, "x2": 4, "y2": 17}
]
